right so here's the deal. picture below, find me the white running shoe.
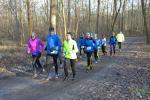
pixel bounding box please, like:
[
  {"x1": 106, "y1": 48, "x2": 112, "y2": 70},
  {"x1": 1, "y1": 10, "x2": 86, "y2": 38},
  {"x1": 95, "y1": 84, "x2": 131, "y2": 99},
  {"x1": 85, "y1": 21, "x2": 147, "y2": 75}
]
[
  {"x1": 42, "y1": 68, "x2": 45, "y2": 72},
  {"x1": 53, "y1": 66, "x2": 55, "y2": 69},
  {"x1": 33, "y1": 74, "x2": 38, "y2": 78},
  {"x1": 55, "y1": 74, "x2": 58, "y2": 79},
  {"x1": 79, "y1": 56, "x2": 82, "y2": 58},
  {"x1": 95, "y1": 61, "x2": 98, "y2": 64},
  {"x1": 46, "y1": 76, "x2": 52, "y2": 81},
  {"x1": 119, "y1": 49, "x2": 122, "y2": 52}
]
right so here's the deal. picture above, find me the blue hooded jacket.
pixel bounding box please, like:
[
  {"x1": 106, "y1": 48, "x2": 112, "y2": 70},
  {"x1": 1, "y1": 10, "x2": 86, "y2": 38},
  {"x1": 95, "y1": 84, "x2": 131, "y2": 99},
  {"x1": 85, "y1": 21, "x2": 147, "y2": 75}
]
[
  {"x1": 83, "y1": 38, "x2": 95, "y2": 53},
  {"x1": 78, "y1": 37, "x2": 85, "y2": 48},
  {"x1": 109, "y1": 36, "x2": 117, "y2": 45},
  {"x1": 94, "y1": 39, "x2": 101, "y2": 50},
  {"x1": 46, "y1": 34, "x2": 62, "y2": 55}
]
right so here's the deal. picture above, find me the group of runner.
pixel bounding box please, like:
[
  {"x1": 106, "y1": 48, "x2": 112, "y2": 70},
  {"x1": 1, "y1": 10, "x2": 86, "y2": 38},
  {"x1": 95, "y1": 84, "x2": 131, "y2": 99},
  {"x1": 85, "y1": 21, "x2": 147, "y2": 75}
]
[{"x1": 27, "y1": 27, "x2": 125, "y2": 80}]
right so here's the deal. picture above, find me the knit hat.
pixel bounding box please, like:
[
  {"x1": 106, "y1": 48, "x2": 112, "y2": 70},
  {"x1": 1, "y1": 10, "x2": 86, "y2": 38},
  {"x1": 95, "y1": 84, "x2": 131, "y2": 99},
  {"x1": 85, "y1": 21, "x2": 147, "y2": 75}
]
[
  {"x1": 49, "y1": 27, "x2": 54, "y2": 32},
  {"x1": 85, "y1": 32, "x2": 91, "y2": 36},
  {"x1": 31, "y1": 32, "x2": 36, "y2": 37},
  {"x1": 120, "y1": 31, "x2": 123, "y2": 34},
  {"x1": 67, "y1": 32, "x2": 72, "y2": 35}
]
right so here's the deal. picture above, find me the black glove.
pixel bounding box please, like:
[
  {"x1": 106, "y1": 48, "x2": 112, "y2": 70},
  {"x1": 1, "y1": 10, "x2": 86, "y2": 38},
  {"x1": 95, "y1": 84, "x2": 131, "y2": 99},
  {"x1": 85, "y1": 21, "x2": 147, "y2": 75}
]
[
  {"x1": 45, "y1": 46, "x2": 47, "y2": 51},
  {"x1": 50, "y1": 47, "x2": 56, "y2": 52}
]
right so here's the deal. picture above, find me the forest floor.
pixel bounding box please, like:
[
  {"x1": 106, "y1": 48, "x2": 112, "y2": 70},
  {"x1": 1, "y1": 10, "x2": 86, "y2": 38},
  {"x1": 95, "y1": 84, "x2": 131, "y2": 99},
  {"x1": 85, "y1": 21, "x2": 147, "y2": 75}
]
[{"x1": 0, "y1": 37, "x2": 150, "y2": 100}]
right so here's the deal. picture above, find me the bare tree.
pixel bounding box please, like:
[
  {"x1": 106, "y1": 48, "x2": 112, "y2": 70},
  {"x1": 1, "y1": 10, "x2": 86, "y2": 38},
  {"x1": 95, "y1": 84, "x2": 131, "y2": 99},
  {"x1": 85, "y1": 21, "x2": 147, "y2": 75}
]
[
  {"x1": 19, "y1": 0, "x2": 25, "y2": 46},
  {"x1": 141, "y1": 0, "x2": 150, "y2": 43},
  {"x1": 0, "y1": 0, "x2": 149, "y2": 44},
  {"x1": 111, "y1": 0, "x2": 123, "y2": 32},
  {"x1": 74, "y1": 0, "x2": 80, "y2": 36},
  {"x1": 88, "y1": 0, "x2": 91, "y2": 31},
  {"x1": 26, "y1": 0, "x2": 32, "y2": 35},
  {"x1": 95, "y1": 0, "x2": 100, "y2": 34},
  {"x1": 67, "y1": 0, "x2": 71, "y2": 32},
  {"x1": 61, "y1": 0, "x2": 67, "y2": 37},
  {"x1": 8, "y1": 0, "x2": 20, "y2": 39},
  {"x1": 50, "y1": 0, "x2": 57, "y2": 31},
  {"x1": 121, "y1": 0, "x2": 127, "y2": 31}
]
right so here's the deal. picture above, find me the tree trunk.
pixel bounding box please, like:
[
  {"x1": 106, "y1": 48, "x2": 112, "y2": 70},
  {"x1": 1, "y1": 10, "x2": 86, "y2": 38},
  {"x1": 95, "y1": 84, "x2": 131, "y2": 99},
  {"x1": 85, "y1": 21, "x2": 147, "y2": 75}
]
[
  {"x1": 131, "y1": 0, "x2": 134, "y2": 33},
  {"x1": 50, "y1": 0, "x2": 57, "y2": 32},
  {"x1": 26, "y1": 0, "x2": 32, "y2": 35},
  {"x1": 141, "y1": 0, "x2": 150, "y2": 43},
  {"x1": 88, "y1": 0, "x2": 91, "y2": 31},
  {"x1": 95, "y1": 0, "x2": 100, "y2": 34},
  {"x1": 9, "y1": 0, "x2": 20, "y2": 40},
  {"x1": 56, "y1": 0, "x2": 60, "y2": 34},
  {"x1": 67, "y1": 0, "x2": 71, "y2": 32},
  {"x1": 14, "y1": 0, "x2": 20, "y2": 40},
  {"x1": 19, "y1": 0, "x2": 24, "y2": 46},
  {"x1": 74, "y1": 0, "x2": 80, "y2": 37},
  {"x1": 107, "y1": 0, "x2": 109, "y2": 33},
  {"x1": 61, "y1": 0, "x2": 67, "y2": 38},
  {"x1": 111, "y1": 0, "x2": 122, "y2": 32},
  {"x1": 121, "y1": 0, "x2": 127, "y2": 31}
]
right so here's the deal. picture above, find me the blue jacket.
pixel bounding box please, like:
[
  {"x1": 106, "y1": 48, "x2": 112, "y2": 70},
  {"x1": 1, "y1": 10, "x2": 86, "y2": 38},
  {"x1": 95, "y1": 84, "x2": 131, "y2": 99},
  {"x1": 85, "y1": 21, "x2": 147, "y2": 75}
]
[
  {"x1": 46, "y1": 34, "x2": 62, "y2": 55},
  {"x1": 78, "y1": 37, "x2": 85, "y2": 48},
  {"x1": 94, "y1": 39, "x2": 101, "y2": 50},
  {"x1": 109, "y1": 36, "x2": 117, "y2": 45},
  {"x1": 83, "y1": 38, "x2": 95, "y2": 53}
]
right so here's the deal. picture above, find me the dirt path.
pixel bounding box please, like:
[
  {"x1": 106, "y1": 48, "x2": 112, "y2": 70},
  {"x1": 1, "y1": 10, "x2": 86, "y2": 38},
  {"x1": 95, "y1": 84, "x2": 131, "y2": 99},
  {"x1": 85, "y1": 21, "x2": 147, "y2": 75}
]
[{"x1": 0, "y1": 37, "x2": 150, "y2": 100}]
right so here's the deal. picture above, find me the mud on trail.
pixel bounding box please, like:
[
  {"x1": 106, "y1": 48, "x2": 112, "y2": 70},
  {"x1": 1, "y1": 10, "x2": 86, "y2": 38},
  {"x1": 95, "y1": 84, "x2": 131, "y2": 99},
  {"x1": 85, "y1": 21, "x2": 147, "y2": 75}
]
[{"x1": 0, "y1": 37, "x2": 150, "y2": 100}]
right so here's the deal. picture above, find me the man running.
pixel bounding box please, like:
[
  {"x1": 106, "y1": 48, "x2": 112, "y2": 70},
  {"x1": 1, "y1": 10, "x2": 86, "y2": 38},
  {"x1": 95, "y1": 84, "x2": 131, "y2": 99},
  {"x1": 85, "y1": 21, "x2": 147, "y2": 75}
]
[
  {"x1": 83, "y1": 32, "x2": 95, "y2": 72},
  {"x1": 109, "y1": 32, "x2": 117, "y2": 56},
  {"x1": 93, "y1": 34, "x2": 101, "y2": 63},
  {"x1": 101, "y1": 33, "x2": 107, "y2": 55},
  {"x1": 78, "y1": 36, "x2": 85, "y2": 58},
  {"x1": 46, "y1": 27, "x2": 62, "y2": 80}
]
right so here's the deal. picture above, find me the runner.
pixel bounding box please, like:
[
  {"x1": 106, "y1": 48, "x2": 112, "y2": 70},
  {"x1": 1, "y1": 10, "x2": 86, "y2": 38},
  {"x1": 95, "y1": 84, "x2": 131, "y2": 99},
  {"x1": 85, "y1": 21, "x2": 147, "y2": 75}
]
[
  {"x1": 63, "y1": 32, "x2": 78, "y2": 80},
  {"x1": 78, "y1": 36, "x2": 85, "y2": 58},
  {"x1": 27, "y1": 32, "x2": 44, "y2": 78},
  {"x1": 101, "y1": 33, "x2": 107, "y2": 55},
  {"x1": 116, "y1": 31, "x2": 125, "y2": 51},
  {"x1": 93, "y1": 34, "x2": 101, "y2": 63},
  {"x1": 109, "y1": 32, "x2": 117, "y2": 56},
  {"x1": 83, "y1": 32, "x2": 95, "y2": 72},
  {"x1": 46, "y1": 27, "x2": 62, "y2": 80}
]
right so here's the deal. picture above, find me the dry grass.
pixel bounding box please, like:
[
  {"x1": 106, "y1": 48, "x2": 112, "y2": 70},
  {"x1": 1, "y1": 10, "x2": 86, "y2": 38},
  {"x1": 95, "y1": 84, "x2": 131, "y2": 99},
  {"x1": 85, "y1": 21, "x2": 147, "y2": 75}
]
[{"x1": 0, "y1": 67, "x2": 8, "y2": 72}]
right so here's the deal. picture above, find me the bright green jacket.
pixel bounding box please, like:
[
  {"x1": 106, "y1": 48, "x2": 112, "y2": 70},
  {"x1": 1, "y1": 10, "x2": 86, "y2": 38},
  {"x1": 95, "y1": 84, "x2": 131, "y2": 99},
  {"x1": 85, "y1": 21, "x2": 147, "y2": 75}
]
[
  {"x1": 63, "y1": 39, "x2": 78, "y2": 59},
  {"x1": 116, "y1": 33, "x2": 125, "y2": 42}
]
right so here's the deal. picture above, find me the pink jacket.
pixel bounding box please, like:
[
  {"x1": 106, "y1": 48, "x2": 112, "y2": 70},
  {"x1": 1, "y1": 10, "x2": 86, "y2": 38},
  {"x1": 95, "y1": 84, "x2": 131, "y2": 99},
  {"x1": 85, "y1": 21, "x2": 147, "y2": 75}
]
[{"x1": 27, "y1": 37, "x2": 44, "y2": 54}]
